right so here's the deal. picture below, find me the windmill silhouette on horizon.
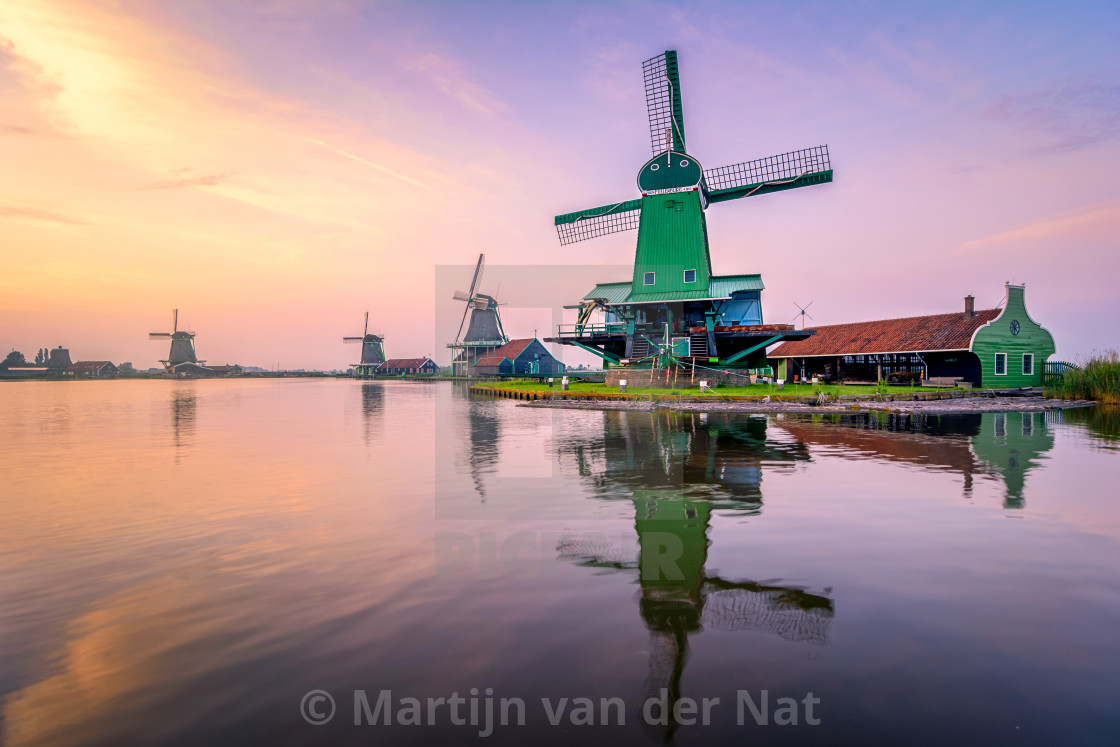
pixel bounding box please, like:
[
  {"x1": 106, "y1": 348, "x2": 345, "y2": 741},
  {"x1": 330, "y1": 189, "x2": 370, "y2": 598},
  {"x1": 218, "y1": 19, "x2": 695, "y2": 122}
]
[
  {"x1": 343, "y1": 311, "x2": 386, "y2": 378},
  {"x1": 149, "y1": 309, "x2": 202, "y2": 373}
]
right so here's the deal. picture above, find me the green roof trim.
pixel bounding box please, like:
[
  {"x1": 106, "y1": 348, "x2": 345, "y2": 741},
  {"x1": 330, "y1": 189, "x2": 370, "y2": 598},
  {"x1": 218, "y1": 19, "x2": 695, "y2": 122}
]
[
  {"x1": 583, "y1": 274, "x2": 763, "y2": 305},
  {"x1": 583, "y1": 281, "x2": 632, "y2": 305}
]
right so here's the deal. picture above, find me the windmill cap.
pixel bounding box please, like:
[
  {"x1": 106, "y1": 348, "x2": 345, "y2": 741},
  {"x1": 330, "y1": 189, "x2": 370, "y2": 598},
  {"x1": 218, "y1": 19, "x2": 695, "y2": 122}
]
[{"x1": 637, "y1": 152, "x2": 702, "y2": 192}]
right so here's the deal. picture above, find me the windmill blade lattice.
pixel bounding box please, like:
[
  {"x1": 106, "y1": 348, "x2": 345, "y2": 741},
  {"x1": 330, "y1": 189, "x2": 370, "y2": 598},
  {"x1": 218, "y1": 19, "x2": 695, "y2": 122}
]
[
  {"x1": 468, "y1": 254, "x2": 485, "y2": 299},
  {"x1": 700, "y1": 584, "x2": 834, "y2": 645},
  {"x1": 704, "y1": 146, "x2": 831, "y2": 202},
  {"x1": 643, "y1": 51, "x2": 686, "y2": 155},
  {"x1": 554, "y1": 199, "x2": 642, "y2": 245}
]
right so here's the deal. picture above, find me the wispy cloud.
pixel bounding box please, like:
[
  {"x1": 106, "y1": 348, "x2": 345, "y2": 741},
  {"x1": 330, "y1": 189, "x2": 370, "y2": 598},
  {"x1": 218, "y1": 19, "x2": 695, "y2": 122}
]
[
  {"x1": 985, "y1": 78, "x2": 1120, "y2": 153},
  {"x1": 0, "y1": 198, "x2": 87, "y2": 225},
  {"x1": 310, "y1": 138, "x2": 429, "y2": 189},
  {"x1": 129, "y1": 171, "x2": 234, "y2": 191},
  {"x1": 1, "y1": 123, "x2": 35, "y2": 134},
  {"x1": 403, "y1": 52, "x2": 509, "y2": 118},
  {"x1": 958, "y1": 200, "x2": 1120, "y2": 252}
]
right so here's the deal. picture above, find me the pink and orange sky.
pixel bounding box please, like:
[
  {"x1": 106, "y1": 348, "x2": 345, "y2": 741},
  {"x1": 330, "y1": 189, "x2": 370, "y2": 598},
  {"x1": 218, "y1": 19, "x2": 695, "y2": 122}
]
[{"x1": 1, "y1": 1, "x2": 1117, "y2": 369}]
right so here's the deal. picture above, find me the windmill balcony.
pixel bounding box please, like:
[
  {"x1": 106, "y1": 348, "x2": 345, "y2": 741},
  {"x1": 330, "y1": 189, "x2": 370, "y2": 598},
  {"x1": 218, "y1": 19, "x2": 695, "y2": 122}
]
[{"x1": 555, "y1": 322, "x2": 629, "y2": 338}]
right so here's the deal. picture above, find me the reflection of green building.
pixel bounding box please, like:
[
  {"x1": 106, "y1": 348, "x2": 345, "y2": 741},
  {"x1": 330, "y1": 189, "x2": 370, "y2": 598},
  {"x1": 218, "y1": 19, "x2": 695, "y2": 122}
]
[
  {"x1": 971, "y1": 412, "x2": 1054, "y2": 509},
  {"x1": 772, "y1": 411, "x2": 1057, "y2": 509}
]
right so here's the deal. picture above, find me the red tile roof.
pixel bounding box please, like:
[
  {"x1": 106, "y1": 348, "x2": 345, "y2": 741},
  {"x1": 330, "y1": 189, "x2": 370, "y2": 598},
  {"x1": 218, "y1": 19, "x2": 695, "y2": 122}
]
[
  {"x1": 473, "y1": 355, "x2": 511, "y2": 367},
  {"x1": 379, "y1": 358, "x2": 436, "y2": 369},
  {"x1": 769, "y1": 309, "x2": 1000, "y2": 358},
  {"x1": 472, "y1": 339, "x2": 535, "y2": 368},
  {"x1": 66, "y1": 360, "x2": 116, "y2": 373}
]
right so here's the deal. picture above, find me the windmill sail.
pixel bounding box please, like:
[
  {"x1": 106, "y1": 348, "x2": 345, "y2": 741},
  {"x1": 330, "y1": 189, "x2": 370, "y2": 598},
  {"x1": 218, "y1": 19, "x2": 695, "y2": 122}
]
[
  {"x1": 554, "y1": 198, "x2": 642, "y2": 245},
  {"x1": 454, "y1": 254, "x2": 486, "y2": 343},
  {"x1": 643, "y1": 50, "x2": 686, "y2": 155},
  {"x1": 704, "y1": 145, "x2": 832, "y2": 202}
]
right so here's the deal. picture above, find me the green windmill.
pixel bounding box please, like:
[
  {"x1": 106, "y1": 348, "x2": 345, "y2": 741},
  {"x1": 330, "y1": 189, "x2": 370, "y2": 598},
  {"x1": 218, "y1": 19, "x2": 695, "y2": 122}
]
[{"x1": 548, "y1": 51, "x2": 831, "y2": 370}]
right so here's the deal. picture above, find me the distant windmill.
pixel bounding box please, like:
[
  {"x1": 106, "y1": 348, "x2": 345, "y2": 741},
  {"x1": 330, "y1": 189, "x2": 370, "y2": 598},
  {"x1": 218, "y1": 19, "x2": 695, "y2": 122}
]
[
  {"x1": 447, "y1": 253, "x2": 508, "y2": 377},
  {"x1": 343, "y1": 311, "x2": 386, "y2": 378},
  {"x1": 149, "y1": 309, "x2": 202, "y2": 372},
  {"x1": 792, "y1": 300, "x2": 814, "y2": 330}
]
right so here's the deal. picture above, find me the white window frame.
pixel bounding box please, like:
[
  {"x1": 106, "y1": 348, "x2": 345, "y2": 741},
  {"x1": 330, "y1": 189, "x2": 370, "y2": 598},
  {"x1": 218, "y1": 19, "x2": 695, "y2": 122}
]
[
  {"x1": 683, "y1": 269, "x2": 697, "y2": 284},
  {"x1": 1022, "y1": 353, "x2": 1033, "y2": 376},
  {"x1": 995, "y1": 352, "x2": 1007, "y2": 376},
  {"x1": 643, "y1": 272, "x2": 655, "y2": 286}
]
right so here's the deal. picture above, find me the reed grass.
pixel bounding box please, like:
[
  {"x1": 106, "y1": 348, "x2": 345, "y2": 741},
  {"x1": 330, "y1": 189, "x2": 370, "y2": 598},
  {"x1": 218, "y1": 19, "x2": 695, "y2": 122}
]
[{"x1": 1048, "y1": 351, "x2": 1120, "y2": 404}]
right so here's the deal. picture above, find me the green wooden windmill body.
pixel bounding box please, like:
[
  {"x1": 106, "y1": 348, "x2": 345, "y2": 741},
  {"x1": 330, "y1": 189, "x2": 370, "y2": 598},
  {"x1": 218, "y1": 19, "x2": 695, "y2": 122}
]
[{"x1": 548, "y1": 51, "x2": 832, "y2": 369}]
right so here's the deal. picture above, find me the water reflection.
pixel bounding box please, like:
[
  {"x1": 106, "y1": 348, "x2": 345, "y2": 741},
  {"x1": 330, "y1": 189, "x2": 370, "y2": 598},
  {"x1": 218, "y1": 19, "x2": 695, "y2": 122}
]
[
  {"x1": 170, "y1": 387, "x2": 196, "y2": 455},
  {"x1": 558, "y1": 410, "x2": 810, "y2": 506},
  {"x1": 1060, "y1": 405, "x2": 1120, "y2": 450},
  {"x1": 772, "y1": 412, "x2": 1056, "y2": 508},
  {"x1": 973, "y1": 412, "x2": 1054, "y2": 508},
  {"x1": 358, "y1": 382, "x2": 383, "y2": 444},
  {"x1": 555, "y1": 411, "x2": 832, "y2": 740},
  {"x1": 454, "y1": 386, "x2": 501, "y2": 500}
]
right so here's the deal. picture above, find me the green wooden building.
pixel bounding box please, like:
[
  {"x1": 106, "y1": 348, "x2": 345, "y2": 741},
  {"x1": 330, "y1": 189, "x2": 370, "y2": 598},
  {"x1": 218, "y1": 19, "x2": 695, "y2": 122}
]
[
  {"x1": 769, "y1": 283, "x2": 1056, "y2": 388},
  {"x1": 970, "y1": 284, "x2": 1056, "y2": 388}
]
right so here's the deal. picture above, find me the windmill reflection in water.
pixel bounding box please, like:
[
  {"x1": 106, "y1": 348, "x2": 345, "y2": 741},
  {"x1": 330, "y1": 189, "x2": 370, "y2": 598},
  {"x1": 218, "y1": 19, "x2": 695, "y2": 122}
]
[{"x1": 554, "y1": 411, "x2": 834, "y2": 738}]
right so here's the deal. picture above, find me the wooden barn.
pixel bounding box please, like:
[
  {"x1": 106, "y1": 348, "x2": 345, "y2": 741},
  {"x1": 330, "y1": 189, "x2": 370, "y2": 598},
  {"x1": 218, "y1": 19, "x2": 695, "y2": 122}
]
[
  {"x1": 768, "y1": 284, "x2": 1055, "y2": 388},
  {"x1": 471, "y1": 338, "x2": 561, "y2": 377},
  {"x1": 66, "y1": 361, "x2": 119, "y2": 378},
  {"x1": 378, "y1": 358, "x2": 438, "y2": 376}
]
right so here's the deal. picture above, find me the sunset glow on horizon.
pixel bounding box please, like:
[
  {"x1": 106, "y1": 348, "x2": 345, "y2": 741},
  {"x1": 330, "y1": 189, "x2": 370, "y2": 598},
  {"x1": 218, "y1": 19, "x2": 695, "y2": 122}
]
[{"x1": 2, "y1": 1, "x2": 1118, "y2": 369}]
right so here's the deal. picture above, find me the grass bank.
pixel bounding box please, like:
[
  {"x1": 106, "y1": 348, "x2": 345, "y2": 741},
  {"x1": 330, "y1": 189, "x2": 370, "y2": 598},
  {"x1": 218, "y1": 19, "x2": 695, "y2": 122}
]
[{"x1": 1048, "y1": 352, "x2": 1120, "y2": 405}]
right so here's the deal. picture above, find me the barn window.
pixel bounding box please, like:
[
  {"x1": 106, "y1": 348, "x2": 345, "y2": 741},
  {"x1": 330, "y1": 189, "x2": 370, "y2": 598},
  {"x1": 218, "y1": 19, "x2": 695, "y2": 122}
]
[
  {"x1": 644, "y1": 272, "x2": 655, "y2": 285},
  {"x1": 995, "y1": 353, "x2": 1006, "y2": 375},
  {"x1": 1022, "y1": 353, "x2": 1033, "y2": 376},
  {"x1": 683, "y1": 269, "x2": 696, "y2": 283}
]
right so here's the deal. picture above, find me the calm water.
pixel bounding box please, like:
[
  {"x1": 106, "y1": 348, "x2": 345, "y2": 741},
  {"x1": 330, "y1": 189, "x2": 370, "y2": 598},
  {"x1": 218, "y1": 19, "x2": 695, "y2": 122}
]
[{"x1": 2, "y1": 380, "x2": 1119, "y2": 746}]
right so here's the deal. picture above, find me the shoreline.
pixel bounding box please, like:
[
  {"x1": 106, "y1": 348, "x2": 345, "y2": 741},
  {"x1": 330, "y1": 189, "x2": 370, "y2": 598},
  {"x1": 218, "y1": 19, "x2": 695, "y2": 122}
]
[{"x1": 520, "y1": 396, "x2": 1097, "y2": 415}]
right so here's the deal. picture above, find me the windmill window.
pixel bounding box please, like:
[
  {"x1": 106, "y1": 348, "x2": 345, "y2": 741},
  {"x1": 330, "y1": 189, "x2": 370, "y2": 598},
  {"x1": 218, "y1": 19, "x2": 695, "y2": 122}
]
[
  {"x1": 995, "y1": 353, "x2": 1007, "y2": 375},
  {"x1": 644, "y1": 272, "x2": 656, "y2": 286},
  {"x1": 650, "y1": 163, "x2": 660, "y2": 171},
  {"x1": 1022, "y1": 354, "x2": 1033, "y2": 376},
  {"x1": 680, "y1": 160, "x2": 689, "y2": 167},
  {"x1": 683, "y1": 269, "x2": 696, "y2": 283}
]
